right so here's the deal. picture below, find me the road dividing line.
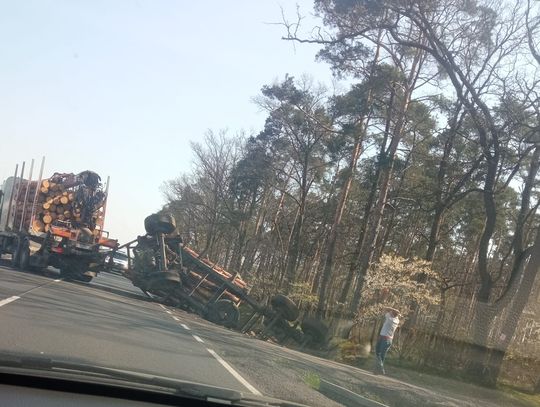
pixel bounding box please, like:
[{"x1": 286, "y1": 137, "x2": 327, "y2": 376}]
[
  {"x1": 206, "y1": 348, "x2": 261, "y2": 395},
  {"x1": 192, "y1": 335, "x2": 204, "y2": 343},
  {"x1": 180, "y1": 323, "x2": 190, "y2": 330},
  {"x1": 158, "y1": 304, "x2": 167, "y2": 310},
  {"x1": 172, "y1": 316, "x2": 180, "y2": 322},
  {"x1": 53, "y1": 279, "x2": 62, "y2": 282},
  {"x1": 165, "y1": 310, "x2": 172, "y2": 314},
  {"x1": 0, "y1": 296, "x2": 20, "y2": 307}
]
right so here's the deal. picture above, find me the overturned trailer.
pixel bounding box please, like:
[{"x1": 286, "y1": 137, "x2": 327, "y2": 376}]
[{"x1": 109, "y1": 213, "x2": 329, "y2": 349}]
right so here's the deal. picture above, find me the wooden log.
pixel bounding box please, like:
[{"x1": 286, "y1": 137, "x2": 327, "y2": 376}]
[
  {"x1": 32, "y1": 219, "x2": 45, "y2": 233},
  {"x1": 53, "y1": 196, "x2": 60, "y2": 205},
  {"x1": 60, "y1": 196, "x2": 69, "y2": 205},
  {"x1": 43, "y1": 202, "x2": 51, "y2": 210},
  {"x1": 186, "y1": 271, "x2": 243, "y2": 302},
  {"x1": 42, "y1": 180, "x2": 50, "y2": 189},
  {"x1": 63, "y1": 211, "x2": 71, "y2": 219},
  {"x1": 40, "y1": 187, "x2": 49, "y2": 194},
  {"x1": 56, "y1": 205, "x2": 64, "y2": 214},
  {"x1": 43, "y1": 214, "x2": 53, "y2": 224}
]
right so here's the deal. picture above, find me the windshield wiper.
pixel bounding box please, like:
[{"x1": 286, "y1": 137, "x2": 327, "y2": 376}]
[{"x1": 0, "y1": 354, "x2": 307, "y2": 407}]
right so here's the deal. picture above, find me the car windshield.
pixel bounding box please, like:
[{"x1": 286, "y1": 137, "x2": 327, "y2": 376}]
[
  {"x1": 113, "y1": 252, "x2": 128, "y2": 261},
  {"x1": 0, "y1": 2, "x2": 539, "y2": 407}
]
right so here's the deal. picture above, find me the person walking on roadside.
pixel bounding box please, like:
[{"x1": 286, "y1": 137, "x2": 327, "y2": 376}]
[{"x1": 374, "y1": 307, "x2": 401, "y2": 375}]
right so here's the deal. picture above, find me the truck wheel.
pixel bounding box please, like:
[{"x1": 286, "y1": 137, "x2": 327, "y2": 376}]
[
  {"x1": 144, "y1": 213, "x2": 176, "y2": 235},
  {"x1": 75, "y1": 275, "x2": 93, "y2": 283},
  {"x1": 270, "y1": 294, "x2": 299, "y2": 321},
  {"x1": 18, "y1": 240, "x2": 30, "y2": 271},
  {"x1": 207, "y1": 300, "x2": 240, "y2": 329},
  {"x1": 301, "y1": 317, "x2": 329, "y2": 346},
  {"x1": 10, "y1": 239, "x2": 21, "y2": 268}
]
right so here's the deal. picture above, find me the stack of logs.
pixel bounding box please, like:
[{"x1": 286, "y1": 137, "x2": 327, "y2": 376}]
[
  {"x1": 181, "y1": 246, "x2": 248, "y2": 305},
  {"x1": 32, "y1": 179, "x2": 79, "y2": 233}
]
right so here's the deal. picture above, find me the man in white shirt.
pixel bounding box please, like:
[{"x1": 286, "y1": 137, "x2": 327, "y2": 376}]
[{"x1": 374, "y1": 307, "x2": 401, "y2": 375}]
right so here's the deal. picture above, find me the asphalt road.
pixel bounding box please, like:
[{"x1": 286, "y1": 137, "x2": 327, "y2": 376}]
[{"x1": 0, "y1": 263, "x2": 533, "y2": 407}]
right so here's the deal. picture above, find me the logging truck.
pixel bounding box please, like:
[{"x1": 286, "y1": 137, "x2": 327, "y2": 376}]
[
  {"x1": 0, "y1": 158, "x2": 117, "y2": 282},
  {"x1": 109, "y1": 213, "x2": 330, "y2": 349}
]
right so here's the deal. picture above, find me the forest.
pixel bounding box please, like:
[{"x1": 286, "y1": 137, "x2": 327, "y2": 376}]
[{"x1": 162, "y1": 0, "x2": 540, "y2": 391}]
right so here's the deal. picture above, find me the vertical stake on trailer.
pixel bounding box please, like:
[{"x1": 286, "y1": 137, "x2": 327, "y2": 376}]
[
  {"x1": 19, "y1": 159, "x2": 35, "y2": 232},
  {"x1": 2, "y1": 164, "x2": 18, "y2": 231},
  {"x1": 99, "y1": 176, "x2": 110, "y2": 236},
  {"x1": 13, "y1": 161, "x2": 26, "y2": 231},
  {"x1": 29, "y1": 157, "x2": 45, "y2": 234},
  {"x1": 5, "y1": 163, "x2": 22, "y2": 231}
]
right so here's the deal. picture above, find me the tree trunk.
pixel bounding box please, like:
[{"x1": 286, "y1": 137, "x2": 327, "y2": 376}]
[
  {"x1": 338, "y1": 167, "x2": 379, "y2": 306},
  {"x1": 349, "y1": 45, "x2": 424, "y2": 312},
  {"x1": 467, "y1": 138, "x2": 500, "y2": 377},
  {"x1": 284, "y1": 163, "x2": 309, "y2": 292},
  {"x1": 482, "y1": 148, "x2": 540, "y2": 385},
  {"x1": 350, "y1": 87, "x2": 415, "y2": 311},
  {"x1": 316, "y1": 30, "x2": 384, "y2": 319},
  {"x1": 425, "y1": 206, "x2": 445, "y2": 261},
  {"x1": 317, "y1": 128, "x2": 364, "y2": 317}
]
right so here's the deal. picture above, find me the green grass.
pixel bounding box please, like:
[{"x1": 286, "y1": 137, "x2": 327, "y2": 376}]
[
  {"x1": 303, "y1": 371, "x2": 321, "y2": 390},
  {"x1": 497, "y1": 385, "x2": 540, "y2": 407}
]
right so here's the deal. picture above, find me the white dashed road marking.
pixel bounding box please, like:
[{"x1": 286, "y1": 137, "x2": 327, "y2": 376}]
[
  {"x1": 0, "y1": 277, "x2": 64, "y2": 309},
  {"x1": 0, "y1": 296, "x2": 20, "y2": 307},
  {"x1": 206, "y1": 348, "x2": 261, "y2": 395},
  {"x1": 157, "y1": 307, "x2": 259, "y2": 395},
  {"x1": 192, "y1": 335, "x2": 204, "y2": 343}
]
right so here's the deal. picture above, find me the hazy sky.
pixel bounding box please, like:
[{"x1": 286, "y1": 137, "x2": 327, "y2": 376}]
[{"x1": 0, "y1": 1, "x2": 333, "y2": 243}]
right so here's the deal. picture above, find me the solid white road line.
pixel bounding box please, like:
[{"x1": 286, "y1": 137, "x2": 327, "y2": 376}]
[
  {"x1": 53, "y1": 279, "x2": 62, "y2": 282},
  {"x1": 0, "y1": 296, "x2": 20, "y2": 307},
  {"x1": 206, "y1": 348, "x2": 261, "y2": 395},
  {"x1": 172, "y1": 316, "x2": 180, "y2": 322},
  {"x1": 192, "y1": 335, "x2": 204, "y2": 343},
  {"x1": 159, "y1": 304, "x2": 167, "y2": 310},
  {"x1": 181, "y1": 323, "x2": 190, "y2": 330},
  {"x1": 165, "y1": 310, "x2": 172, "y2": 314}
]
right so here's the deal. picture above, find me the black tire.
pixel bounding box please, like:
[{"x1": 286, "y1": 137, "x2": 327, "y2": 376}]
[
  {"x1": 10, "y1": 238, "x2": 21, "y2": 268},
  {"x1": 207, "y1": 299, "x2": 240, "y2": 329},
  {"x1": 74, "y1": 275, "x2": 93, "y2": 283},
  {"x1": 19, "y1": 240, "x2": 30, "y2": 271},
  {"x1": 60, "y1": 262, "x2": 90, "y2": 281},
  {"x1": 59, "y1": 268, "x2": 71, "y2": 280},
  {"x1": 144, "y1": 213, "x2": 176, "y2": 235},
  {"x1": 270, "y1": 294, "x2": 299, "y2": 321},
  {"x1": 301, "y1": 317, "x2": 329, "y2": 345}
]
